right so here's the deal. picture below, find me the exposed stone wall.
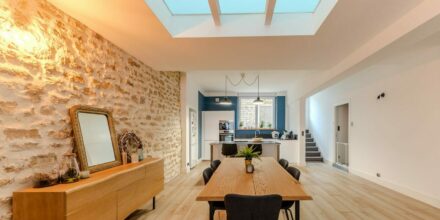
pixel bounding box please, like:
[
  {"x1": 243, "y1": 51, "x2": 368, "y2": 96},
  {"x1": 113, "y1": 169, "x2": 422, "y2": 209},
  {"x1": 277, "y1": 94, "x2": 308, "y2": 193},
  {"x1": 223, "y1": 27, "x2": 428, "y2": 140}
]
[{"x1": 0, "y1": 0, "x2": 182, "y2": 219}]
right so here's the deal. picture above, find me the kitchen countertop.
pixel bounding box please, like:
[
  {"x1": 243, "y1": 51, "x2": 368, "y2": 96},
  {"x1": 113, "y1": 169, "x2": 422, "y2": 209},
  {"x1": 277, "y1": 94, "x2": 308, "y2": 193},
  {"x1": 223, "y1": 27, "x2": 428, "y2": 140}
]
[{"x1": 210, "y1": 141, "x2": 281, "y2": 145}]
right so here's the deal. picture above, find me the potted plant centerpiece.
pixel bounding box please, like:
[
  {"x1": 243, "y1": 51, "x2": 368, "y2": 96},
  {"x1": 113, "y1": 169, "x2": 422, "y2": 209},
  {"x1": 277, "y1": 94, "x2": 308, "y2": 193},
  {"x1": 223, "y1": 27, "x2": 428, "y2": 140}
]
[{"x1": 236, "y1": 146, "x2": 261, "y2": 173}]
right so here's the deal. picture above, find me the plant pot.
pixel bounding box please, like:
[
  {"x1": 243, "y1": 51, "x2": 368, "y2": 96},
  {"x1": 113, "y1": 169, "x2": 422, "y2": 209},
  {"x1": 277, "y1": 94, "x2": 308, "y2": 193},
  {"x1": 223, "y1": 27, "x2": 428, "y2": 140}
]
[{"x1": 245, "y1": 159, "x2": 252, "y2": 166}]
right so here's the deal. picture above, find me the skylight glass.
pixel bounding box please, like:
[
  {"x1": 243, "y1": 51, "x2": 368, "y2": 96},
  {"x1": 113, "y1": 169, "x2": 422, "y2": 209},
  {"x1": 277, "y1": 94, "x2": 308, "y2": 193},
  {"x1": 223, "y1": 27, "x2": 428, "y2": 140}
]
[
  {"x1": 274, "y1": 0, "x2": 320, "y2": 13},
  {"x1": 164, "y1": 0, "x2": 211, "y2": 15},
  {"x1": 163, "y1": 0, "x2": 321, "y2": 15},
  {"x1": 219, "y1": 0, "x2": 266, "y2": 14}
]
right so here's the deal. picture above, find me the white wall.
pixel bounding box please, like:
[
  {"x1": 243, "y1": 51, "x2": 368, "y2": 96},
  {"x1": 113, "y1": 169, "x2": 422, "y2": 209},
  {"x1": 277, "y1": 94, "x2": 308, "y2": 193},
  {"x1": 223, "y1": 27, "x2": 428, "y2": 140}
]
[
  {"x1": 307, "y1": 22, "x2": 440, "y2": 208},
  {"x1": 182, "y1": 73, "x2": 204, "y2": 173}
]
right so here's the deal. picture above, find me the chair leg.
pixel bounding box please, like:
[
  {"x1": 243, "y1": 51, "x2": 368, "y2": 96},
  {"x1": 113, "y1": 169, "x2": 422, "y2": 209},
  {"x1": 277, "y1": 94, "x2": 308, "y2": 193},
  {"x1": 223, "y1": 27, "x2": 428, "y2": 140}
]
[
  {"x1": 209, "y1": 205, "x2": 214, "y2": 220},
  {"x1": 288, "y1": 209, "x2": 294, "y2": 220},
  {"x1": 284, "y1": 209, "x2": 290, "y2": 220}
]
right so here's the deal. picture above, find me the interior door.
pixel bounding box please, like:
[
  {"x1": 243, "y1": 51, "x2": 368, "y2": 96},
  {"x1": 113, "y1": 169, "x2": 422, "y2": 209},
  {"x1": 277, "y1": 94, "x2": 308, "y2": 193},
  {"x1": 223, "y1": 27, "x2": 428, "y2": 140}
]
[
  {"x1": 335, "y1": 104, "x2": 349, "y2": 166},
  {"x1": 189, "y1": 109, "x2": 198, "y2": 168}
]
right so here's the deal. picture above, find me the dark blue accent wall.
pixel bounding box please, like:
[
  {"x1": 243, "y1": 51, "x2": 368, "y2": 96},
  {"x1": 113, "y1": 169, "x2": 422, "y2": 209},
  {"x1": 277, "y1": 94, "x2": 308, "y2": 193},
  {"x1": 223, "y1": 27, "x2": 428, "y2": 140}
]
[
  {"x1": 276, "y1": 96, "x2": 286, "y2": 132},
  {"x1": 198, "y1": 92, "x2": 204, "y2": 159},
  {"x1": 198, "y1": 93, "x2": 286, "y2": 139}
]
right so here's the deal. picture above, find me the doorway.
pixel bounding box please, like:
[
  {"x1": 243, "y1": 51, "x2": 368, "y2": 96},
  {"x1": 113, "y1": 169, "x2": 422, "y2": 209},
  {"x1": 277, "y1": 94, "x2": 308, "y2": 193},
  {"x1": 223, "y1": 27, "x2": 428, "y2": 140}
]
[
  {"x1": 189, "y1": 108, "x2": 199, "y2": 169},
  {"x1": 335, "y1": 103, "x2": 349, "y2": 169}
]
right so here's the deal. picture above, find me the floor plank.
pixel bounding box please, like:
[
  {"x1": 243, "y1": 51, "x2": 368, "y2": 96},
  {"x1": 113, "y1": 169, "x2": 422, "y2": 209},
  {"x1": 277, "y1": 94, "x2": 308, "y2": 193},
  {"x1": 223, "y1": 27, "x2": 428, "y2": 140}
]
[{"x1": 128, "y1": 162, "x2": 440, "y2": 220}]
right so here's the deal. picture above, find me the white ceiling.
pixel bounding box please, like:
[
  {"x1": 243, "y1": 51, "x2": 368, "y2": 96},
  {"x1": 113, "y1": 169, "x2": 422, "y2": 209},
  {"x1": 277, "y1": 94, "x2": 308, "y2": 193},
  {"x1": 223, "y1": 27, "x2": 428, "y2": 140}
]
[{"x1": 48, "y1": 0, "x2": 423, "y2": 71}]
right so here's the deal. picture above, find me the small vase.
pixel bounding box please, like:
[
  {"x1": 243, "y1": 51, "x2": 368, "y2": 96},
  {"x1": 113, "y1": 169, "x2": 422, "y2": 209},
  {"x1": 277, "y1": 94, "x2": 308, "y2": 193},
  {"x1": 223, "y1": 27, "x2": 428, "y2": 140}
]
[
  {"x1": 246, "y1": 163, "x2": 254, "y2": 173},
  {"x1": 245, "y1": 159, "x2": 252, "y2": 166}
]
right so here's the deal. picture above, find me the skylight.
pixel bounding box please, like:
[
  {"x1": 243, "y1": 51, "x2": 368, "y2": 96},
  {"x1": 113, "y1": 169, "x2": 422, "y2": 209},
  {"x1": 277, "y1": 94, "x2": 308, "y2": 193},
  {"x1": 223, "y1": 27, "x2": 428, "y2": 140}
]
[
  {"x1": 164, "y1": 0, "x2": 321, "y2": 15},
  {"x1": 145, "y1": 0, "x2": 338, "y2": 38},
  {"x1": 219, "y1": 0, "x2": 266, "y2": 14},
  {"x1": 275, "y1": 0, "x2": 320, "y2": 13},
  {"x1": 164, "y1": 0, "x2": 210, "y2": 15}
]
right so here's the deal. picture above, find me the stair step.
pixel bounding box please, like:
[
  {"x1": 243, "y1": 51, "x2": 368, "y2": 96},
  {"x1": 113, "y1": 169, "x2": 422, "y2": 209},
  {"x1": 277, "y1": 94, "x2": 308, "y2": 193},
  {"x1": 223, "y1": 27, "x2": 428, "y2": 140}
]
[
  {"x1": 306, "y1": 134, "x2": 312, "y2": 138},
  {"x1": 305, "y1": 129, "x2": 310, "y2": 134},
  {"x1": 306, "y1": 138, "x2": 314, "y2": 142},
  {"x1": 306, "y1": 147, "x2": 318, "y2": 151},
  {"x1": 306, "y1": 142, "x2": 316, "y2": 147},
  {"x1": 306, "y1": 151, "x2": 321, "y2": 157},
  {"x1": 306, "y1": 156, "x2": 324, "y2": 162}
]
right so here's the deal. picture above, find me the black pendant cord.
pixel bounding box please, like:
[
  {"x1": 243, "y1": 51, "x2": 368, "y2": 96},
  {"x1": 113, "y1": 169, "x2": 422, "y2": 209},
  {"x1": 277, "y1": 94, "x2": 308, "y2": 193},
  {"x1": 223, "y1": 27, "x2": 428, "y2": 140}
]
[
  {"x1": 257, "y1": 75, "x2": 260, "y2": 98},
  {"x1": 224, "y1": 76, "x2": 228, "y2": 98}
]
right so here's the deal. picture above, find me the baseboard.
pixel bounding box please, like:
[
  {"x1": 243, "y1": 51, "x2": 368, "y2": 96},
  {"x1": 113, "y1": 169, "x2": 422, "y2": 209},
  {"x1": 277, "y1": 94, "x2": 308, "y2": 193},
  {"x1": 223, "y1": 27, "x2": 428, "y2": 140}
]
[
  {"x1": 323, "y1": 158, "x2": 333, "y2": 165},
  {"x1": 349, "y1": 168, "x2": 440, "y2": 209}
]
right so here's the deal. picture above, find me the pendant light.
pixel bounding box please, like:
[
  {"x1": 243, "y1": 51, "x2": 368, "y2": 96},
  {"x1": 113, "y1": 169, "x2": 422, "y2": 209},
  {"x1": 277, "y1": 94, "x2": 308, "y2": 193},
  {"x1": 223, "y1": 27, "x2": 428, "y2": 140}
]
[
  {"x1": 219, "y1": 76, "x2": 232, "y2": 105},
  {"x1": 253, "y1": 75, "x2": 264, "y2": 105}
]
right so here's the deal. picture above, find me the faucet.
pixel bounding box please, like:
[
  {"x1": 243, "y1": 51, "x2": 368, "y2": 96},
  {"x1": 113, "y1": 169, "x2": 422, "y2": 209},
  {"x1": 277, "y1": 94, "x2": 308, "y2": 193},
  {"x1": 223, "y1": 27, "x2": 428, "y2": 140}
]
[{"x1": 254, "y1": 130, "x2": 261, "y2": 138}]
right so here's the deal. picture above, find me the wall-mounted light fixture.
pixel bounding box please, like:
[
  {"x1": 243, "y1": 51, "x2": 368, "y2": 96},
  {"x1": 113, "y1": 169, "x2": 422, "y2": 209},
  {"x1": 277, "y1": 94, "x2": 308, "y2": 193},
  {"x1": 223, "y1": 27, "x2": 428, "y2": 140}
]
[{"x1": 376, "y1": 92, "x2": 386, "y2": 100}]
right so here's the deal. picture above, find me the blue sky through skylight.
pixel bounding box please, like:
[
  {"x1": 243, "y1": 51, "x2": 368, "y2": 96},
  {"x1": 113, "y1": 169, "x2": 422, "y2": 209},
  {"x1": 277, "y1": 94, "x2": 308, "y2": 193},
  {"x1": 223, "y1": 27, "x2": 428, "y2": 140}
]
[
  {"x1": 164, "y1": 0, "x2": 211, "y2": 15},
  {"x1": 164, "y1": 0, "x2": 320, "y2": 15},
  {"x1": 219, "y1": 0, "x2": 266, "y2": 14},
  {"x1": 275, "y1": 0, "x2": 320, "y2": 13}
]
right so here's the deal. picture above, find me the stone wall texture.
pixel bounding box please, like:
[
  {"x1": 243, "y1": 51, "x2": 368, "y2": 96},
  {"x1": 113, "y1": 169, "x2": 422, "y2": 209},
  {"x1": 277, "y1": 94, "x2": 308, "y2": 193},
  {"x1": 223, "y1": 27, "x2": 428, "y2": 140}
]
[{"x1": 0, "y1": 0, "x2": 182, "y2": 219}]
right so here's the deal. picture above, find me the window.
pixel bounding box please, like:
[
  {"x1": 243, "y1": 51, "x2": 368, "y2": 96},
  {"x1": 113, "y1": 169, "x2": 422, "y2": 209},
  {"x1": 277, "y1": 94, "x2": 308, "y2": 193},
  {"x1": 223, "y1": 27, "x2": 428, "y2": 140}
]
[
  {"x1": 163, "y1": 0, "x2": 320, "y2": 15},
  {"x1": 239, "y1": 97, "x2": 275, "y2": 129}
]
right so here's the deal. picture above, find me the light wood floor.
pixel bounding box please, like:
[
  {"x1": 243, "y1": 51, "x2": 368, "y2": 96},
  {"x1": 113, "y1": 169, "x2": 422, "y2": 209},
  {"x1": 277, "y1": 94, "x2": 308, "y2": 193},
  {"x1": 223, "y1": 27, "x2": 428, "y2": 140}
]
[{"x1": 128, "y1": 162, "x2": 440, "y2": 220}]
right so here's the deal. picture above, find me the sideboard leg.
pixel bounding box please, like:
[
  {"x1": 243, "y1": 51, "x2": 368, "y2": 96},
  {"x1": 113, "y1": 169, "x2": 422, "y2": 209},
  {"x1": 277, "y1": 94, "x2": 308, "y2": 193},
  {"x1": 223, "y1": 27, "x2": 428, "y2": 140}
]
[{"x1": 153, "y1": 196, "x2": 156, "y2": 210}]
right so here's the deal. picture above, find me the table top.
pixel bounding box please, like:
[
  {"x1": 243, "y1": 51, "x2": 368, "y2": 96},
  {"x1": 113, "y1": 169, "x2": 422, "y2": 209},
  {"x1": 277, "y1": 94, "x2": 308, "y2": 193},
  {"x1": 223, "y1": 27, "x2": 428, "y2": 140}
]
[{"x1": 196, "y1": 157, "x2": 312, "y2": 201}]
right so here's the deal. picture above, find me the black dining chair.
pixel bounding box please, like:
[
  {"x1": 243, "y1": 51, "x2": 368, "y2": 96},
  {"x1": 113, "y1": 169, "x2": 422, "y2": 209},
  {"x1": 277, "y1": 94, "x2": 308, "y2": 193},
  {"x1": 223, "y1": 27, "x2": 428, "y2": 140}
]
[
  {"x1": 247, "y1": 144, "x2": 262, "y2": 156},
  {"x1": 210, "y1": 160, "x2": 221, "y2": 172},
  {"x1": 222, "y1": 143, "x2": 238, "y2": 157},
  {"x1": 281, "y1": 166, "x2": 301, "y2": 220},
  {"x1": 225, "y1": 194, "x2": 282, "y2": 220},
  {"x1": 278, "y1": 158, "x2": 289, "y2": 169},
  {"x1": 202, "y1": 167, "x2": 226, "y2": 220}
]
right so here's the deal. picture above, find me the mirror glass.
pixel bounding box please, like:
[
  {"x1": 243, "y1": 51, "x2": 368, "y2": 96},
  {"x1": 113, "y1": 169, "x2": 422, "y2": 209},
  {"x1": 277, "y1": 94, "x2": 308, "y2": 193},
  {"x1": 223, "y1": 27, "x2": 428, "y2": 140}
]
[{"x1": 77, "y1": 112, "x2": 116, "y2": 166}]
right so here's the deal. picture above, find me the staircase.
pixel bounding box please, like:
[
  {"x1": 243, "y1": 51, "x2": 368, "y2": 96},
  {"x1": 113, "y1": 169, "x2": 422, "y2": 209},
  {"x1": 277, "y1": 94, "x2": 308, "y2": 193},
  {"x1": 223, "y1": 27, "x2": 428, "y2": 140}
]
[{"x1": 305, "y1": 130, "x2": 324, "y2": 162}]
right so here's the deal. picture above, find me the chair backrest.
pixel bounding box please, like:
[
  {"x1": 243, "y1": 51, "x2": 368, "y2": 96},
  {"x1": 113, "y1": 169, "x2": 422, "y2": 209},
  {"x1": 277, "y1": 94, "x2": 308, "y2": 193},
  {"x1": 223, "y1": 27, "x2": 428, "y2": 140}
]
[
  {"x1": 247, "y1": 144, "x2": 262, "y2": 155},
  {"x1": 286, "y1": 166, "x2": 301, "y2": 181},
  {"x1": 210, "y1": 160, "x2": 221, "y2": 172},
  {"x1": 222, "y1": 144, "x2": 238, "y2": 156},
  {"x1": 278, "y1": 159, "x2": 289, "y2": 169},
  {"x1": 225, "y1": 194, "x2": 282, "y2": 220},
  {"x1": 203, "y1": 167, "x2": 214, "y2": 185}
]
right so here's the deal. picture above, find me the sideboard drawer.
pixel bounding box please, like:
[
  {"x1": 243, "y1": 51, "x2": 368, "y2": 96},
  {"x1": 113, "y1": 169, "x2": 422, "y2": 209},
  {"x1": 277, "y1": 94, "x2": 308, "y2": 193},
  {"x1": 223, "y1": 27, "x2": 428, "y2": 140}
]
[{"x1": 67, "y1": 192, "x2": 117, "y2": 220}]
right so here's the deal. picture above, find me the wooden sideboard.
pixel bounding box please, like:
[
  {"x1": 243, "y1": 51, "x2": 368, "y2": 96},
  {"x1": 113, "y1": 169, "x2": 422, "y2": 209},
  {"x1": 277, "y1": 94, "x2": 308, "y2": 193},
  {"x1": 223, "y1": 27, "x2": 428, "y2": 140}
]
[{"x1": 13, "y1": 157, "x2": 164, "y2": 220}]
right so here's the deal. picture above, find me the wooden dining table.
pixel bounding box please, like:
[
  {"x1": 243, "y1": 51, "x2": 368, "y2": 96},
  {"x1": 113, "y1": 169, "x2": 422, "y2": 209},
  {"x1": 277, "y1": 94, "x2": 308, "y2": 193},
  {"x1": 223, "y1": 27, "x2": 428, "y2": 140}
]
[{"x1": 196, "y1": 157, "x2": 312, "y2": 220}]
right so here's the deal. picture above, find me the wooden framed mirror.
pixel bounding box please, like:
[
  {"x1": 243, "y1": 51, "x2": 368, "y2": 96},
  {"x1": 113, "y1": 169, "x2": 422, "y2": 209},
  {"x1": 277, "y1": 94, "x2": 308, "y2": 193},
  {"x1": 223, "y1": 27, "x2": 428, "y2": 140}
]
[{"x1": 69, "y1": 105, "x2": 121, "y2": 173}]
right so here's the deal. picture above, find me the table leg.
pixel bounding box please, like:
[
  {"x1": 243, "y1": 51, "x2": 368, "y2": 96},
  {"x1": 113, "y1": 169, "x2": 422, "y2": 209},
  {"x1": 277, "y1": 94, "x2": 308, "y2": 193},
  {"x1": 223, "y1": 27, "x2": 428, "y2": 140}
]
[
  {"x1": 295, "y1": 201, "x2": 300, "y2": 220},
  {"x1": 153, "y1": 196, "x2": 156, "y2": 210}
]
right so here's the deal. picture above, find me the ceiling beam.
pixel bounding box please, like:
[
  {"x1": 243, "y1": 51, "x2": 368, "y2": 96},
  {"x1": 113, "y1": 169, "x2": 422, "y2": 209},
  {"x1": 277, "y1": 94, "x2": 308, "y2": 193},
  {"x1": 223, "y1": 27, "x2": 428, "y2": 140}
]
[
  {"x1": 208, "y1": 0, "x2": 221, "y2": 26},
  {"x1": 265, "y1": 0, "x2": 276, "y2": 25}
]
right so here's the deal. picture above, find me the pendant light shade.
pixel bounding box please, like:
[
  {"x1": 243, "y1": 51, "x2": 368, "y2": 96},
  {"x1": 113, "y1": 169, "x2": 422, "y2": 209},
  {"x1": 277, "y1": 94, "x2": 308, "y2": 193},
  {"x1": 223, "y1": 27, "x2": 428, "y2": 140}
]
[
  {"x1": 253, "y1": 96, "x2": 264, "y2": 105},
  {"x1": 219, "y1": 97, "x2": 232, "y2": 105}
]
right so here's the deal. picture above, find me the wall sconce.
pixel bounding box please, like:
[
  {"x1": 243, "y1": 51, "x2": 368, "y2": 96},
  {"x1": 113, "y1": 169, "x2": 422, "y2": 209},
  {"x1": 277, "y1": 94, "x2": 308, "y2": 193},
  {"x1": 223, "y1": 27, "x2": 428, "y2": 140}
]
[{"x1": 376, "y1": 92, "x2": 386, "y2": 100}]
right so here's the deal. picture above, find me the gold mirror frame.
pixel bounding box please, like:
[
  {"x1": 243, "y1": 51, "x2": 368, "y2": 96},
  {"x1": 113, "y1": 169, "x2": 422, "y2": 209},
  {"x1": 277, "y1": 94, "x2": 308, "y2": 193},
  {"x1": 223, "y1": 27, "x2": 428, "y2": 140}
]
[{"x1": 69, "y1": 105, "x2": 122, "y2": 173}]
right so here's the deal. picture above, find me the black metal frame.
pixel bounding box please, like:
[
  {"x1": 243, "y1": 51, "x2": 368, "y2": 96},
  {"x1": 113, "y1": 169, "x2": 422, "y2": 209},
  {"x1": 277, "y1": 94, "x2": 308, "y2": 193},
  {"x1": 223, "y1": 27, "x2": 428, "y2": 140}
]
[{"x1": 284, "y1": 201, "x2": 300, "y2": 220}]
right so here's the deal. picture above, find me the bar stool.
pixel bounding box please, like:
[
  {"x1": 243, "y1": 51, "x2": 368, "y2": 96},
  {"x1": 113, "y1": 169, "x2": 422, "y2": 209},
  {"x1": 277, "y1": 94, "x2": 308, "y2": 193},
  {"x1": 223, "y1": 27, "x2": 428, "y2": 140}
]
[
  {"x1": 247, "y1": 144, "x2": 262, "y2": 156},
  {"x1": 222, "y1": 144, "x2": 238, "y2": 157}
]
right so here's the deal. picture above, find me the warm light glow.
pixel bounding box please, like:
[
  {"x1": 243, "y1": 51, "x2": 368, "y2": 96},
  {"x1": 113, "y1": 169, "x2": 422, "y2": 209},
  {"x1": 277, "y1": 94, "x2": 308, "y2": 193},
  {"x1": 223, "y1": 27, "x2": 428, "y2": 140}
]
[{"x1": 0, "y1": 2, "x2": 49, "y2": 57}]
